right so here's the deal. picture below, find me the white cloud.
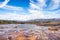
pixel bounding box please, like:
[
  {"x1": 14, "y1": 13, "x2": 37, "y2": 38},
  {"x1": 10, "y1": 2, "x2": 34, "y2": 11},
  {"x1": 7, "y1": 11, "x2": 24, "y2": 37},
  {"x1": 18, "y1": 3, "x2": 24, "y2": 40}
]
[
  {"x1": 0, "y1": 5, "x2": 30, "y2": 21},
  {"x1": 2, "y1": 5, "x2": 24, "y2": 10},
  {"x1": 48, "y1": 0, "x2": 60, "y2": 10},
  {"x1": 28, "y1": 0, "x2": 60, "y2": 19},
  {"x1": 0, "y1": 13, "x2": 27, "y2": 21},
  {"x1": 0, "y1": 0, "x2": 9, "y2": 8},
  {"x1": 0, "y1": 0, "x2": 60, "y2": 21}
]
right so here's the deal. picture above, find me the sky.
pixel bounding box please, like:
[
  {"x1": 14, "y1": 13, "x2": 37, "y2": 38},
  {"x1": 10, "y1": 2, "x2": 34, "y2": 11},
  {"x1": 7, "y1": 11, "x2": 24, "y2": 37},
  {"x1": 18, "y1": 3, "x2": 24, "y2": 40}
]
[{"x1": 0, "y1": 0, "x2": 60, "y2": 21}]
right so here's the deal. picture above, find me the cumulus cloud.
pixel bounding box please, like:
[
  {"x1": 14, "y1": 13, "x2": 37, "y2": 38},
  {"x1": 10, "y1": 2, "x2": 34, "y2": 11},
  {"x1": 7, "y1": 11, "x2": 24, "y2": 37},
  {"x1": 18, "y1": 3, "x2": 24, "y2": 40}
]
[
  {"x1": 0, "y1": 0, "x2": 60, "y2": 21},
  {"x1": 0, "y1": 12, "x2": 37, "y2": 21},
  {"x1": 0, "y1": 13, "x2": 28, "y2": 21},
  {"x1": 0, "y1": 0, "x2": 9, "y2": 8},
  {"x1": 0, "y1": 5, "x2": 31, "y2": 21}
]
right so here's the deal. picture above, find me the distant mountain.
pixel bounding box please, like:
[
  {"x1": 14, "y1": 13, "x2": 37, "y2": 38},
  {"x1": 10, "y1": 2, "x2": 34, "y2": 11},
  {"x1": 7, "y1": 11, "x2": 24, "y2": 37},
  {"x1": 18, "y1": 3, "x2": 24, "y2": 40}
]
[
  {"x1": 0, "y1": 18, "x2": 60, "y2": 24},
  {"x1": 26, "y1": 18, "x2": 60, "y2": 22},
  {"x1": 24, "y1": 18, "x2": 60, "y2": 26}
]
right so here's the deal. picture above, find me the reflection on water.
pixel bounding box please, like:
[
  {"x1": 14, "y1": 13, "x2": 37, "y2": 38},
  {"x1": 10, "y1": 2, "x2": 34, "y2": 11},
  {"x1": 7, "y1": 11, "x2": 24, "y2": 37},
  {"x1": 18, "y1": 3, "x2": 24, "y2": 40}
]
[
  {"x1": 0, "y1": 24, "x2": 60, "y2": 40},
  {"x1": 0, "y1": 24, "x2": 45, "y2": 34}
]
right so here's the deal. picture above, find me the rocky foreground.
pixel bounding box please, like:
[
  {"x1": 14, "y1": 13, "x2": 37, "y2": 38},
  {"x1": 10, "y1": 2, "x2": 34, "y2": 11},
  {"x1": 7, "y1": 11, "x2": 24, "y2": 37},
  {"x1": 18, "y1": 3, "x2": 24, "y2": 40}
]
[{"x1": 0, "y1": 24, "x2": 60, "y2": 40}]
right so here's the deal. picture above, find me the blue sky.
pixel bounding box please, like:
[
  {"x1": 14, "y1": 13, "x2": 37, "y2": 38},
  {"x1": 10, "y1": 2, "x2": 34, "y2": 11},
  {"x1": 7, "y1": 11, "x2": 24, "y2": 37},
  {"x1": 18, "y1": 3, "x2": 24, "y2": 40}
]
[{"x1": 0, "y1": 0, "x2": 60, "y2": 21}]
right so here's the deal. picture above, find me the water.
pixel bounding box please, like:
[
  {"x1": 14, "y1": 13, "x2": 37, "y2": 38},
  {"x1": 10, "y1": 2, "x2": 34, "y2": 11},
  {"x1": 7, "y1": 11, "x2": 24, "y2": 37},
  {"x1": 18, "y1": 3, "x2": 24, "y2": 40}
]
[
  {"x1": 0, "y1": 24, "x2": 48, "y2": 35},
  {"x1": 0, "y1": 24, "x2": 60, "y2": 40}
]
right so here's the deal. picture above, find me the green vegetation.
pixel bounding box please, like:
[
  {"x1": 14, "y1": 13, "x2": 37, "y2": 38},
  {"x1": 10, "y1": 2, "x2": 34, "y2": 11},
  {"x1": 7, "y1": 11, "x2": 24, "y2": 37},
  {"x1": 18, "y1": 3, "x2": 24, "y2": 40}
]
[
  {"x1": 0, "y1": 20, "x2": 24, "y2": 24},
  {"x1": 0, "y1": 20, "x2": 60, "y2": 26}
]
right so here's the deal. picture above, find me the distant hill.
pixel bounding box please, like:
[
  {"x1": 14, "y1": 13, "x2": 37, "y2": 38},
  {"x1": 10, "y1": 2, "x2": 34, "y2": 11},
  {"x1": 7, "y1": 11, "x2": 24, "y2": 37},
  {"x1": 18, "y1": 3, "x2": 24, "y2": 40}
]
[
  {"x1": 26, "y1": 18, "x2": 60, "y2": 22},
  {"x1": 24, "y1": 18, "x2": 60, "y2": 26},
  {"x1": 0, "y1": 18, "x2": 60, "y2": 26},
  {"x1": 0, "y1": 20, "x2": 23, "y2": 24}
]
